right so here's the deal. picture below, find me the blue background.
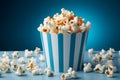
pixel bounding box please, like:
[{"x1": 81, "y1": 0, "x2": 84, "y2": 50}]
[{"x1": 0, "y1": 0, "x2": 120, "y2": 51}]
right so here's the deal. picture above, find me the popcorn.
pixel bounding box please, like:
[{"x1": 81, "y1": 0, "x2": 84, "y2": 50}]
[
  {"x1": 94, "y1": 64, "x2": 105, "y2": 73},
  {"x1": 15, "y1": 65, "x2": 25, "y2": 76},
  {"x1": 88, "y1": 48, "x2": 94, "y2": 54},
  {"x1": 38, "y1": 8, "x2": 91, "y2": 34},
  {"x1": 24, "y1": 49, "x2": 33, "y2": 58},
  {"x1": 18, "y1": 57, "x2": 25, "y2": 64},
  {"x1": 1, "y1": 57, "x2": 10, "y2": 65},
  {"x1": 83, "y1": 63, "x2": 92, "y2": 72},
  {"x1": 118, "y1": 58, "x2": 120, "y2": 63},
  {"x1": 71, "y1": 70, "x2": 77, "y2": 78},
  {"x1": 27, "y1": 62, "x2": 36, "y2": 71},
  {"x1": 44, "y1": 68, "x2": 54, "y2": 77},
  {"x1": 32, "y1": 66, "x2": 42, "y2": 75},
  {"x1": 92, "y1": 54, "x2": 102, "y2": 62},
  {"x1": 105, "y1": 69, "x2": 113, "y2": 77},
  {"x1": 105, "y1": 51, "x2": 113, "y2": 59},
  {"x1": 2, "y1": 51, "x2": 9, "y2": 58},
  {"x1": 0, "y1": 70, "x2": 2, "y2": 76},
  {"x1": 61, "y1": 67, "x2": 77, "y2": 79},
  {"x1": 108, "y1": 48, "x2": 115, "y2": 53},
  {"x1": 108, "y1": 65, "x2": 117, "y2": 73},
  {"x1": 12, "y1": 51, "x2": 19, "y2": 58},
  {"x1": 34, "y1": 47, "x2": 41, "y2": 54},
  {"x1": 39, "y1": 54, "x2": 45, "y2": 62},
  {"x1": 61, "y1": 73, "x2": 67, "y2": 80},
  {"x1": 0, "y1": 63, "x2": 11, "y2": 73},
  {"x1": 10, "y1": 60, "x2": 18, "y2": 70},
  {"x1": 119, "y1": 50, "x2": 120, "y2": 55}
]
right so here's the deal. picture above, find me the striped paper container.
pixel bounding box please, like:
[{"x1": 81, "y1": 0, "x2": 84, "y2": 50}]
[{"x1": 40, "y1": 32, "x2": 88, "y2": 72}]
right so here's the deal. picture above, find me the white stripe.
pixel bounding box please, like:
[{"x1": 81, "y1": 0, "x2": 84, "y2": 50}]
[
  {"x1": 80, "y1": 32, "x2": 88, "y2": 70},
  {"x1": 63, "y1": 34, "x2": 71, "y2": 72},
  {"x1": 51, "y1": 33, "x2": 59, "y2": 72},
  {"x1": 42, "y1": 33, "x2": 50, "y2": 68},
  {"x1": 73, "y1": 33, "x2": 82, "y2": 71}
]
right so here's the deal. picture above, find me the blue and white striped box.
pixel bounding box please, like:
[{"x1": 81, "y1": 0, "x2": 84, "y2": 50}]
[{"x1": 40, "y1": 32, "x2": 88, "y2": 72}]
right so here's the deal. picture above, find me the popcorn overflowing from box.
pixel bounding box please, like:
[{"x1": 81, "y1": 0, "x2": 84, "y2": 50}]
[{"x1": 38, "y1": 8, "x2": 91, "y2": 72}]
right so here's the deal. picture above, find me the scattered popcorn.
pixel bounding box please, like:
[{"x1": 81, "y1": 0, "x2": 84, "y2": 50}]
[
  {"x1": 18, "y1": 57, "x2": 25, "y2": 64},
  {"x1": 105, "y1": 69, "x2": 113, "y2": 77},
  {"x1": 2, "y1": 51, "x2": 9, "y2": 58},
  {"x1": 100, "y1": 49, "x2": 106, "y2": 59},
  {"x1": 12, "y1": 51, "x2": 19, "y2": 58},
  {"x1": 61, "y1": 73, "x2": 67, "y2": 80},
  {"x1": 0, "y1": 63, "x2": 11, "y2": 73},
  {"x1": 88, "y1": 48, "x2": 94, "y2": 54},
  {"x1": 39, "y1": 54, "x2": 45, "y2": 62},
  {"x1": 105, "y1": 60, "x2": 113, "y2": 68},
  {"x1": 108, "y1": 48, "x2": 115, "y2": 53},
  {"x1": 108, "y1": 65, "x2": 117, "y2": 73},
  {"x1": 32, "y1": 66, "x2": 42, "y2": 75},
  {"x1": 105, "y1": 52, "x2": 113, "y2": 60},
  {"x1": 94, "y1": 64, "x2": 105, "y2": 73},
  {"x1": 24, "y1": 49, "x2": 33, "y2": 58},
  {"x1": 27, "y1": 62, "x2": 36, "y2": 71},
  {"x1": 15, "y1": 65, "x2": 25, "y2": 76},
  {"x1": 0, "y1": 70, "x2": 2, "y2": 76},
  {"x1": 10, "y1": 60, "x2": 18, "y2": 70},
  {"x1": 92, "y1": 54, "x2": 102, "y2": 62},
  {"x1": 34, "y1": 47, "x2": 41, "y2": 54},
  {"x1": 119, "y1": 50, "x2": 120, "y2": 55},
  {"x1": 83, "y1": 63, "x2": 92, "y2": 72},
  {"x1": 38, "y1": 8, "x2": 91, "y2": 34},
  {"x1": 1, "y1": 57, "x2": 10, "y2": 65},
  {"x1": 71, "y1": 70, "x2": 77, "y2": 78},
  {"x1": 67, "y1": 67, "x2": 73, "y2": 74},
  {"x1": 44, "y1": 68, "x2": 54, "y2": 77}
]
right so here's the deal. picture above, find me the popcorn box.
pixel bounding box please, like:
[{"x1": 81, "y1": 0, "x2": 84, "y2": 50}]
[{"x1": 40, "y1": 32, "x2": 88, "y2": 72}]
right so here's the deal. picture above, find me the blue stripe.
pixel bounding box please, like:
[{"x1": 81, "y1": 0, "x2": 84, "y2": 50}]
[
  {"x1": 40, "y1": 32, "x2": 47, "y2": 67},
  {"x1": 77, "y1": 32, "x2": 86, "y2": 70},
  {"x1": 47, "y1": 33, "x2": 54, "y2": 71},
  {"x1": 58, "y1": 34, "x2": 63, "y2": 72},
  {"x1": 69, "y1": 34, "x2": 76, "y2": 68}
]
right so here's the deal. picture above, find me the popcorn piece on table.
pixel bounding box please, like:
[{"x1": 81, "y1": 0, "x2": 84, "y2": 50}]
[
  {"x1": 94, "y1": 64, "x2": 105, "y2": 73},
  {"x1": 1, "y1": 57, "x2": 10, "y2": 65},
  {"x1": 44, "y1": 68, "x2": 54, "y2": 77},
  {"x1": 108, "y1": 48, "x2": 115, "y2": 53},
  {"x1": 61, "y1": 67, "x2": 77, "y2": 79},
  {"x1": 1, "y1": 63, "x2": 11, "y2": 73},
  {"x1": 15, "y1": 65, "x2": 25, "y2": 76},
  {"x1": 24, "y1": 49, "x2": 33, "y2": 58},
  {"x1": 32, "y1": 66, "x2": 42, "y2": 75},
  {"x1": 118, "y1": 58, "x2": 120, "y2": 63},
  {"x1": 10, "y1": 60, "x2": 18, "y2": 70},
  {"x1": 27, "y1": 62, "x2": 36, "y2": 71},
  {"x1": 12, "y1": 51, "x2": 19, "y2": 58},
  {"x1": 34, "y1": 47, "x2": 41, "y2": 54},
  {"x1": 83, "y1": 63, "x2": 92, "y2": 72},
  {"x1": 18, "y1": 57, "x2": 25, "y2": 64},
  {"x1": 92, "y1": 54, "x2": 102, "y2": 62},
  {"x1": 39, "y1": 54, "x2": 45, "y2": 62},
  {"x1": 105, "y1": 69, "x2": 113, "y2": 77},
  {"x1": 108, "y1": 65, "x2": 117, "y2": 73},
  {"x1": 105, "y1": 51, "x2": 113, "y2": 60},
  {"x1": 2, "y1": 51, "x2": 9, "y2": 58},
  {"x1": 88, "y1": 48, "x2": 94, "y2": 54},
  {"x1": 105, "y1": 60, "x2": 113, "y2": 68},
  {"x1": 100, "y1": 49, "x2": 106, "y2": 59},
  {"x1": 119, "y1": 50, "x2": 120, "y2": 55}
]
